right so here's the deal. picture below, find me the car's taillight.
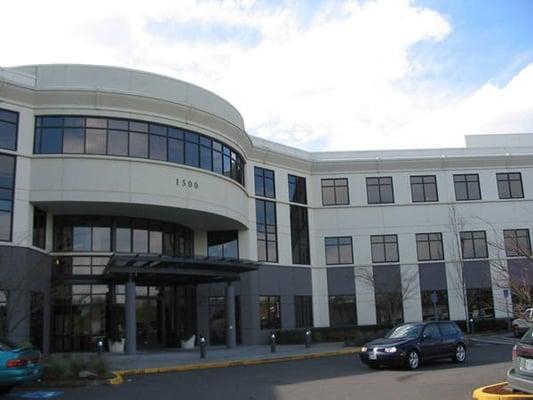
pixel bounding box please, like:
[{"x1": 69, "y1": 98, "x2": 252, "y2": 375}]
[
  {"x1": 513, "y1": 344, "x2": 518, "y2": 361},
  {"x1": 6, "y1": 358, "x2": 28, "y2": 368}
]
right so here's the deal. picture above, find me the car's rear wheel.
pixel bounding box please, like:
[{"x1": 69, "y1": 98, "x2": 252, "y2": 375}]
[
  {"x1": 452, "y1": 344, "x2": 466, "y2": 363},
  {"x1": 406, "y1": 350, "x2": 419, "y2": 370}
]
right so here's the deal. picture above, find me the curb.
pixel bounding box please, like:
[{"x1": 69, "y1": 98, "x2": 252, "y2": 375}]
[
  {"x1": 112, "y1": 347, "x2": 360, "y2": 380},
  {"x1": 107, "y1": 371, "x2": 125, "y2": 385},
  {"x1": 472, "y1": 382, "x2": 533, "y2": 399}
]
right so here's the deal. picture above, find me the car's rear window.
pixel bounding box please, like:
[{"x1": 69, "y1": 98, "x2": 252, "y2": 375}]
[
  {"x1": 439, "y1": 323, "x2": 459, "y2": 336},
  {"x1": 0, "y1": 339, "x2": 17, "y2": 351}
]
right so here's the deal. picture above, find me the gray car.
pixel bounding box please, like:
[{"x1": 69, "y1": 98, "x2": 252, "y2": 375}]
[{"x1": 507, "y1": 327, "x2": 533, "y2": 393}]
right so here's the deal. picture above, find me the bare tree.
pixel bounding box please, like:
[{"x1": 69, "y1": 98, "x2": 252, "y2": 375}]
[
  {"x1": 447, "y1": 205, "x2": 471, "y2": 333},
  {"x1": 486, "y1": 229, "x2": 533, "y2": 323},
  {"x1": 355, "y1": 266, "x2": 419, "y2": 326}
]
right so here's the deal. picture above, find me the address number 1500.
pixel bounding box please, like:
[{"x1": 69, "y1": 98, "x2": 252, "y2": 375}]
[{"x1": 176, "y1": 179, "x2": 199, "y2": 189}]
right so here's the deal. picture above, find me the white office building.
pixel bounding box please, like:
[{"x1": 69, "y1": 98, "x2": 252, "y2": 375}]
[{"x1": 0, "y1": 64, "x2": 531, "y2": 353}]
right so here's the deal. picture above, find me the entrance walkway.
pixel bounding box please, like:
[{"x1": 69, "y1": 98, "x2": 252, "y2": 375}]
[{"x1": 103, "y1": 342, "x2": 352, "y2": 372}]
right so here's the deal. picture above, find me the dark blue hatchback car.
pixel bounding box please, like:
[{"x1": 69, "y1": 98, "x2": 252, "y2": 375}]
[{"x1": 359, "y1": 321, "x2": 466, "y2": 370}]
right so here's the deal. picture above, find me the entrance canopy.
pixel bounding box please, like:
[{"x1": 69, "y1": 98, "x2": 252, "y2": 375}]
[{"x1": 103, "y1": 253, "x2": 258, "y2": 285}]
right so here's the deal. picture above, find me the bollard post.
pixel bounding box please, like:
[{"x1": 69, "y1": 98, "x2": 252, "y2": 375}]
[
  {"x1": 305, "y1": 330, "x2": 311, "y2": 348},
  {"x1": 270, "y1": 332, "x2": 276, "y2": 353},
  {"x1": 96, "y1": 338, "x2": 104, "y2": 355},
  {"x1": 200, "y1": 335, "x2": 207, "y2": 359}
]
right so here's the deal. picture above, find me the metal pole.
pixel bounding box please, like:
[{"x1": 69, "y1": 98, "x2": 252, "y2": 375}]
[
  {"x1": 270, "y1": 332, "x2": 276, "y2": 353},
  {"x1": 305, "y1": 330, "x2": 311, "y2": 348},
  {"x1": 199, "y1": 336, "x2": 207, "y2": 359}
]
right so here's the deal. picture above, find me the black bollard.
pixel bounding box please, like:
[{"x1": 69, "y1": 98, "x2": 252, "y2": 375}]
[
  {"x1": 200, "y1": 336, "x2": 207, "y2": 359},
  {"x1": 304, "y1": 330, "x2": 311, "y2": 348},
  {"x1": 270, "y1": 332, "x2": 276, "y2": 353}
]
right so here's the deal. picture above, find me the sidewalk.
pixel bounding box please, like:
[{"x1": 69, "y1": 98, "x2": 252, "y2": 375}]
[{"x1": 103, "y1": 342, "x2": 358, "y2": 374}]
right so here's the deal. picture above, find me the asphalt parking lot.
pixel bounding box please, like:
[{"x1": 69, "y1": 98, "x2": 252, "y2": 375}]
[{"x1": 8, "y1": 341, "x2": 514, "y2": 400}]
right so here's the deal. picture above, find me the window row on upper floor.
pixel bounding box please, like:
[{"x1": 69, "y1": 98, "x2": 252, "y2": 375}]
[
  {"x1": 321, "y1": 172, "x2": 525, "y2": 206},
  {"x1": 33, "y1": 116, "x2": 245, "y2": 185},
  {"x1": 253, "y1": 166, "x2": 525, "y2": 207},
  {"x1": 0, "y1": 108, "x2": 18, "y2": 151},
  {"x1": 324, "y1": 228, "x2": 531, "y2": 265}
]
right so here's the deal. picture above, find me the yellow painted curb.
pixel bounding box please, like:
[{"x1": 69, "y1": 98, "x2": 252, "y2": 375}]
[
  {"x1": 115, "y1": 347, "x2": 360, "y2": 378},
  {"x1": 472, "y1": 382, "x2": 533, "y2": 399},
  {"x1": 107, "y1": 371, "x2": 124, "y2": 385}
]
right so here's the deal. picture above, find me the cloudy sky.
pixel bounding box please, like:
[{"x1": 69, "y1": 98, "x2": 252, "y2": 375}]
[{"x1": 2, "y1": 0, "x2": 532, "y2": 151}]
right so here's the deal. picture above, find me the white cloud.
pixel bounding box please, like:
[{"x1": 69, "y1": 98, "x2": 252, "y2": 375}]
[{"x1": 1, "y1": 0, "x2": 532, "y2": 151}]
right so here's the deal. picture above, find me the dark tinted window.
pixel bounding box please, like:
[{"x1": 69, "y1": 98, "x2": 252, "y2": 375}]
[
  {"x1": 256, "y1": 200, "x2": 277, "y2": 262},
  {"x1": 255, "y1": 167, "x2": 275, "y2": 198},
  {"x1": 504, "y1": 229, "x2": 531, "y2": 257},
  {"x1": 208, "y1": 231, "x2": 239, "y2": 258},
  {"x1": 497, "y1": 172, "x2": 523, "y2": 199},
  {"x1": 416, "y1": 233, "x2": 444, "y2": 261},
  {"x1": 423, "y1": 323, "x2": 441, "y2": 338},
  {"x1": 0, "y1": 108, "x2": 18, "y2": 151},
  {"x1": 460, "y1": 231, "x2": 488, "y2": 259},
  {"x1": 34, "y1": 116, "x2": 245, "y2": 186},
  {"x1": 321, "y1": 178, "x2": 349, "y2": 206},
  {"x1": 454, "y1": 174, "x2": 481, "y2": 201},
  {"x1": 259, "y1": 295, "x2": 281, "y2": 329},
  {"x1": 290, "y1": 205, "x2": 310, "y2": 264},
  {"x1": 0, "y1": 154, "x2": 15, "y2": 241},
  {"x1": 371, "y1": 235, "x2": 399, "y2": 263},
  {"x1": 366, "y1": 177, "x2": 394, "y2": 204},
  {"x1": 32, "y1": 207, "x2": 47, "y2": 249},
  {"x1": 439, "y1": 322, "x2": 459, "y2": 336},
  {"x1": 329, "y1": 295, "x2": 356, "y2": 327},
  {"x1": 288, "y1": 175, "x2": 307, "y2": 204},
  {"x1": 325, "y1": 237, "x2": 353, "y2": 264},
  {"x1": 295, "y1": 296, "x2": 313, "y2": 328},
  {"x1": 411, "y1": 175, "x2": 438, "y2": 202}
]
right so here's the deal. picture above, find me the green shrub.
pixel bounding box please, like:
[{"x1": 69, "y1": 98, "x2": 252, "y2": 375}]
[
  {"x1": 87, "y1": 355, "x2": 109, "y2": 377},
  {"x1": 44, "y1": 354, "x2": 110, "y2": 381}
]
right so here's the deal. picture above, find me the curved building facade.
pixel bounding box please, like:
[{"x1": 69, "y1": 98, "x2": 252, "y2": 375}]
[{"x1": 1, "y1": 64, "x2": 533, "y2": 353}]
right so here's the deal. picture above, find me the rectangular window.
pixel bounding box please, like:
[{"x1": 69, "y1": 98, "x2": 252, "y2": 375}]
[
  {"x1": 0, "y1": 108, "x2": 18, "y2": 151},
  {"x1": 321, "y1": 178, "x2": 349, "y2": 206},
  {"x1": 294, "y1": 296, "x2": 313, "y2": 328},
  {"x1": 497, "y1": 172, "x2": 524, "y2": 199},
  {"x1": 207, "y1": 231, "x2": 239, "y2": 258},
  {"x1": 288, "y1": 175, "x2": 307, "y2": 204},
  {"x1": 460, "y1": 231, "x2": 488, "y2": 259},
  {"x1": 328, "y1": 295, "x2": 356, "y2": 326},
  {"x1": 256, "y1": 200, "x2": 278, "y2": 262},
  {"x1": 0, "y1": 154, "x2": 15, "y2": 241},
  {"x1": 416, "y1": 233, "x2": 444, "y2": 261},
  {"x1": 149, "y1": 135, "x2": 167, "y2": 161},
  {"x1": 467, "y1": 288, "x2": 495, "y2": 321},
  {"x1": 290, "y1": 205, "x2": 310, "y2": 265},
  {"x1": 371, "y1": 235, "x2": 399, "y2": 263},
  {"x1": 107, "y1": 130, "x2": 128, "y2": 156},
  {"x1": 259, "y1": 295, "x2": 281, "y2": 330},
  {"x1": 421, "y1": 290, "x2": 449, "y2": 321},
  {"x1": 63, "y1": 127, "x2": 85, "y2": 154},
  {"x1": 504, "y1": 229, "x2": 531, "y2": 257},
  {"x1": 32, "y1": 207, "x2": 47, "y2": 249},
  {"x1": 454, "y1": 174, "x2": 481, "y2": 201},
  {"x1": 410, "y1": 175, "x2": 438, "y2": 202},
  {"x1": 366, "y1": 177, "x2": 394, "y2": 204},
  {"x1": 254, "y1": 167, "x2": 275, "y2": 198},
  {"x1": 129, "y1": 132, "x2": 148, "y2": 158},
  {"x1": 325, "y1": 237, "x2": 353, "y2": 265},
  {"x1": 185, "y1": 133, "x2": 199, "y2": 167},
  {"x1": 85, "y1": 128, "x2": 107, "y2": 154}
]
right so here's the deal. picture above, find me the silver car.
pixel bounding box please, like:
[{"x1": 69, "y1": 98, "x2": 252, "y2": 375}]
[
  {"x1": 508, "y1": 327, "x2": 533, "y2": 393},
  {"x1": 512, "y1": 308, "x2": 533, "y2": 338}
]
